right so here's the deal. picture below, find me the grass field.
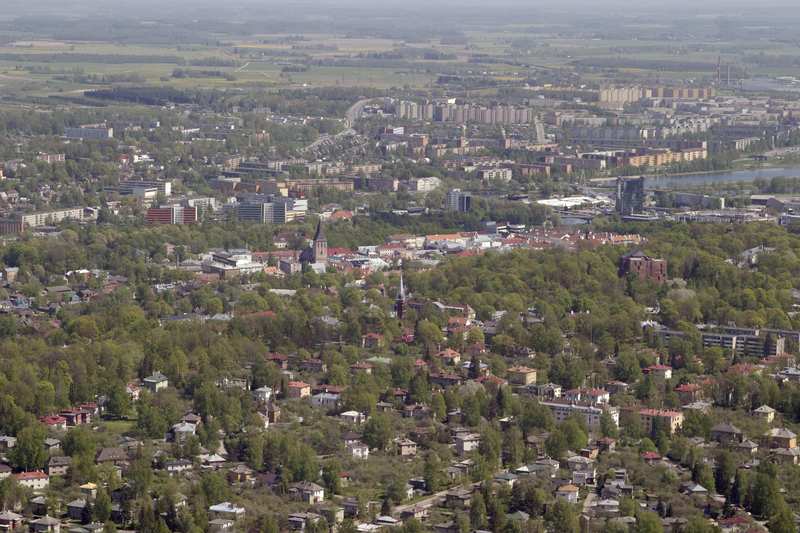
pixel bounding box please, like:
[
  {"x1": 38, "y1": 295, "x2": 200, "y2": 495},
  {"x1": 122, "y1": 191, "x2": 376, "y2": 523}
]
[{"x1": 3, "y1": 30, "x2": 800, "y2": 99}]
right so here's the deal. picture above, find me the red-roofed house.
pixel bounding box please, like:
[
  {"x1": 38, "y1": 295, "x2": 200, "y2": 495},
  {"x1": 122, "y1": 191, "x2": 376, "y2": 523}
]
[
  {"x1": 266, "y1": 353, "x2": 289, "y2": 370},
  {"x1": 361, "y1": 333, "x2": 384, "y2": 349},
  {"x1": 39, "y1": 416, "x2": 67, "y2": 431},
  {"x1": 675, "y1": 383, "x2": 704, "y2": 404},
  {"x1": 15, "y1": 471, "x2": 49, "y2": 490},
  {"x1": 350, "y1": 362, "x2": 374, "y2": 375},
  {"x1": 641, "y1": 451, "x2": 661, "y2": 464},
  {"x1": 287, "y1": 381, "x2": 311, "y2": 399},
  {"x1": 644, "y1": 364, "x2": 672, "y2": 381},
  {"x1": 437, "y1": 349, "x2": 461, "y2": 366}
]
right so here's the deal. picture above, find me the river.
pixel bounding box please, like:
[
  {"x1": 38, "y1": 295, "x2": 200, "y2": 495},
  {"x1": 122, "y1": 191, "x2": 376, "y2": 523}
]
[{"x1": 643, "y1": 165, "x2": 800, "y2": 190}]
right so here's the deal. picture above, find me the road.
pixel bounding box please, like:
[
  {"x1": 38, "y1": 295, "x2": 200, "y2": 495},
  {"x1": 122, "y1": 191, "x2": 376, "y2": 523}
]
[
  {"x1": 392, "y1": 478, "x2": 488, "y2": 517},
  {"x1": 582, "y1": 491, "x2": 596, "y2": 514},
  {"x1": 344, "y1": 98, "x2": 375, "y2": 127}
]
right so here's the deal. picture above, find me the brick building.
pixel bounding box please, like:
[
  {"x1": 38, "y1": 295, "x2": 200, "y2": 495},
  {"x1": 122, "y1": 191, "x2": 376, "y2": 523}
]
[{"x1": 620, "y1": 251, "x2": 667, "y2": 283}]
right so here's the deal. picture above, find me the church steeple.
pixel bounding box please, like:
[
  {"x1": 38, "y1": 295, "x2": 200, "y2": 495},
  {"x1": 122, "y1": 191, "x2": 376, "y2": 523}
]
[
  {"x1": 312, "y1": 220, "x2": 327, "y2": 263},
  {"x1": 395, "y1": 262, "x2": 406, "y2": 320}
]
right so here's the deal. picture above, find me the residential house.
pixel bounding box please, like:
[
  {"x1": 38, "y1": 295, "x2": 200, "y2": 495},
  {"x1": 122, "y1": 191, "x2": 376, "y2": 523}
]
[
  {"x1": 350, "y1": 362, "x2": 374, "y2": 375},
  {"x1": 208, "y1": 519, "x2": 235, "y2": 533},
  {"x1": 300, "y1": 359, "x2": 327, "y2": 374},
  {"x1": 29, "y1": 516, "x2": 60, "y2": 533},
  {"x1": 287, "y1": 513, "x2": 323, "y2": 531},
  {"x1": 506, "y1": 366, "x2": 537, "y2": 386},
  {"x1": 346, "y1": 442, "x2": 370, "y2": 460},
  {"x1": 395, "y1": 438, "x2": 417, "y2": 457},
  {"x1": 143, "y1": 372, "x2": 168, "y2": 392},
  {"x1": 311, "y1": 392, "x2": 340, "y2": 409},
  {"x1": 710, "y1": 423, "x2": 744, "y2": 445},
  {"x1": 59, "y1": 408, "x2": 91, "y2": 427},
  {"x1": 170, "y1": 422, "x2": 197, "y2": 443},
  {"x1": 46, "y1": 456, "x2": 71, "y2": 477},
  {"x1": 675, "y1": 383, "x2": 704, "y2": 405},
  {"x1": 227, "y1": 464, "x2": 255, "y2": 485},
  {"x1": 0, "y1": 437, "x2": 16, "y2": 453},
  {"x1": 39, "y1": 416, "x2": 67, "y2": 431},
  {"x1": 644, "y1": 364, "x2": 673, "y2": 381},
  {"x1": 208, "y1": 502, "x2": 246, "y2": 521},
  {"x1": 66, "y1": 500, "x2": 87, "y2": 521},
  {"x1": 445, "y1": 489, "x2": 472, "y2": 510},
  {"x1": 764, "y1": 428, "x2": 797, "y2": 449},
  {"x1": 14, "y1": 471, "x2": 49, "y2": 491},
  {"x1": 638, "y1": 408, "x2": 684, "y2": 434},
  {"x1": 437, "y1": 349, "x2": 461, "y2": 366},
  {"x1": 340, "y1": 411, "x2": 367, "y2": 425},
  {"x1": 342, "y1": 431, "x2": 362, "y2": 448},
  {"x1": 289, "y1": 481, "x2": 325, "y2": 504},
  {"x1": 567, "y1": 455, "x2": 596, "y2": 485},
  {"x1": 773, "y1": 447, "x2": 800, "y2": 465},
  {"x1": 454, "y1": 433, "x2": 481, "y2": 456},
  {"x1": 164, "y1": 459, "x2": 193, "y2": 474},
  {"x1": 252, "y1": 386, "x2": 273, "y2": 403},
  {"x1": 265, "y1": 353, "x2": 289, "y2": 370},
  {"x1": 0, "y1": 511, "x2": 22, "y2": 531},
  {"x1": 96, "y1": 448, "x2": 128, "y2": 467},
  {"x1": 753, "y1": 405, "x2": 776, "y2": 423},
  {"x1": 556, "y1": 484, "x2": 580, "y2": 503},
  {"x1": 287, "y1": 381, "x2": 311, "y2": 399}
]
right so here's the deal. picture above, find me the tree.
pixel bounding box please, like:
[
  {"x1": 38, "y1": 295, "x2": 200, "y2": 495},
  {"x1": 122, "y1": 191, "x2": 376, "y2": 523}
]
[
  {"x1": 10, "y1": 424, "x2": 47, "y2": 471},
  {"x1": 545, "y1": 430, "x2": 567, "y2": 458},
  {"x1": 683, "y1": 517, "x2": 718, "y2": 533},
  {"x1": 470, "y1": 492, "x2": 488, "y2": 530},
  {"x1": 106, "y1": 383, "x2": 132, "y2": 418},
  {"x1": 767, "y1": 500, "x2": 798, "y2": 533},
  {"x1": 561, "y1": 417, "x2": 588, "y2": 451},
  {"x1": 362, "y1": 415, "x2": 394, "y2": 451},
  {"x1": 423, "y1": 452, "x2": 444, "y2": 493},
  {"x1": 63, "y1": 426, "x2": 97, "y2": 458},
  {"x1": 547, "y1": 500, "x2": 579, "y2": 533},
  {"x1": 416, "y1": 320, "x2": 443, "y2": 355},
  {"x1": 94, "y1": 487, "x2": 112, "y2": 523},
  {"x1": 635, "y1": 511, "x2": 664, "y2": 533},
  {"x1": 322, "y1": 460, "x2": 342, "y2": 495},
  {"x1": 600, "y1": 410, "x2": 619, "y2": 438},
  {"x1": 714, "y1": 451, "x2": 736, "y2": 497}
]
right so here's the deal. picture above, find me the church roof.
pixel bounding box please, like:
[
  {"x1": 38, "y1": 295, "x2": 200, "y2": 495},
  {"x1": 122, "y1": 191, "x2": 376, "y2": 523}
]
[{"x1": 314, "y1": 220, "x2": 326, "y2": 241}]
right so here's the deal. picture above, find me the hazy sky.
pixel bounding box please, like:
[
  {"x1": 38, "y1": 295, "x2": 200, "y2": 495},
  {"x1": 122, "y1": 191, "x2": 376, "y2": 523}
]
[{"x1": 8, "y1": 0, "x2": 800, "y2": 16}]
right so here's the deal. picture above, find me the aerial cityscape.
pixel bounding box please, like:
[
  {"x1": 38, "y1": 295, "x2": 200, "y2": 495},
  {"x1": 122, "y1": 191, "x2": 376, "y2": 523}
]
[{"x1": 0, "y1": 0, "x2": 798, "y2": 532}]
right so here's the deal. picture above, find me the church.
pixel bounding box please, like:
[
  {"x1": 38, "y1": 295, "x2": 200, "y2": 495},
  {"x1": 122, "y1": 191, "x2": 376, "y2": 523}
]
[{"x1": 300, "y1": 220, "x2": 328, "y2": 273}]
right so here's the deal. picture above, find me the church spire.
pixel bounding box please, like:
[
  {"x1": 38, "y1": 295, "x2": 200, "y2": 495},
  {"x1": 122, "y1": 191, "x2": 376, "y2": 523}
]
[
  {"x1": 312, "y1": 220, "x2": 327, "y2": 263},
  {"x1": 396, "y1": 260, "x2": 406, "y2": 320}
]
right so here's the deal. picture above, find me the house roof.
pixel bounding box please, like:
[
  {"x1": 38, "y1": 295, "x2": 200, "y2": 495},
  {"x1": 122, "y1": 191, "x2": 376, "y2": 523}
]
[
  {"x1": 15, "y1": 471, "x2": 48, "y2": 480},
  {"x1": 96, "y1": 447, "x2": 128, "y2": 463},
  {"x1": 711, "y1": 423, "x2": 742, "y2": 434}
]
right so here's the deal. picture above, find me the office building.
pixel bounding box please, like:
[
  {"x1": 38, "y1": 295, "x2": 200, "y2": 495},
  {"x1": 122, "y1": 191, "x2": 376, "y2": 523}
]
[
  {"x1": 407, "y1": 177, "x2": 442, "y2": 193},
  {"x1": 64, "y1": 125, "x2": 113, "y2": 140},
  {"x1": 539, "y1": 400, "x2": 619, "y2": 429},
  {"x1": 238, "y1": 202, "x2": 275, "y2": 224},
  {"x1": 616, "y1": 177, "x2": 646, "y2": 215},
  {"x1": 238, "y1": 197, "x2": 307, "y2": 224},
  {"x1": 0, "y1": 207, "x2": 86, "y2": 235},
  {"x1": 446, "y1": 189, "x2": 472, "y2": 212},
  {"x1": 477, "y1": 168, "x2": 513, "y2": 182},
  {"x1": 146, "y1": 206, "x2": 198, "y2": 225},
  {"x1": 117, "y1": 180, "x2": 172, "y2": 197}
]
